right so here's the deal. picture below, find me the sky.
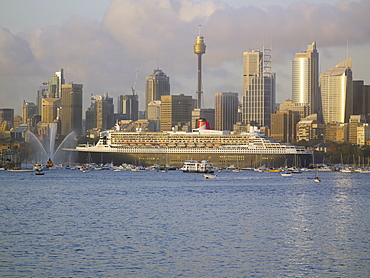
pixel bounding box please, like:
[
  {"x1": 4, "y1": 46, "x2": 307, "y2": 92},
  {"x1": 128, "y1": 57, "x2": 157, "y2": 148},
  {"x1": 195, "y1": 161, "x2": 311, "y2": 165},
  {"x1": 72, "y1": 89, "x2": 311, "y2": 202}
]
[{"x1": 0, "y1": 0, "x2": 369, "y2": 115}]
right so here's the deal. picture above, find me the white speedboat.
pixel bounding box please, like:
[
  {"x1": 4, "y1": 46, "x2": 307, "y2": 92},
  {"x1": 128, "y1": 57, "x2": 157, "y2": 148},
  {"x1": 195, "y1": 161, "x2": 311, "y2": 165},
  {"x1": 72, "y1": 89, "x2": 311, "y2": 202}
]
[
  {"x1": 204, "y1": 174, "x2": 217, "y2": 179},
  {"x1": 281, "y1": 171, "x2": 293, "y2": 177}
]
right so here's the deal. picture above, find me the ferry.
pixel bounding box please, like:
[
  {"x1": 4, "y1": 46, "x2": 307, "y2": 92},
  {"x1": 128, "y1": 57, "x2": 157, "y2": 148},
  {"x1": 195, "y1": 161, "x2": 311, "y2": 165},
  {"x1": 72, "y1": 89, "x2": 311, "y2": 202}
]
[
  {"x1": 65, "y1": 123, "x2": 312, "y2": 168},
  {"x1": 181, "y1": 160, "x2": 215, "y2": 173}
]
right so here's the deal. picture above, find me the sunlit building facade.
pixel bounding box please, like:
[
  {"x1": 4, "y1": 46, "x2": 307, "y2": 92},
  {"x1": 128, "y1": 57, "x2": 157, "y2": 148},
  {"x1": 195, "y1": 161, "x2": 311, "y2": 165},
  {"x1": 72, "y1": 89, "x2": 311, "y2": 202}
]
[
  {"x1": 292, "y1": 42, "x2": 320, "y2": 118},
  {"x1": 320, "y1": 58, "x2": 353, "y2": 124}
]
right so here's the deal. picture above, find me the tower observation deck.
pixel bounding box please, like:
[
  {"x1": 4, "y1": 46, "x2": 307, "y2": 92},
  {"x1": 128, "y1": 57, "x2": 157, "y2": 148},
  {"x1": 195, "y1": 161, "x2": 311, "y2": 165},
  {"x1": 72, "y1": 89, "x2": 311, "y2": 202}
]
[{"x1": 194, "y1": 26, "x2": 206, "y2": 109}]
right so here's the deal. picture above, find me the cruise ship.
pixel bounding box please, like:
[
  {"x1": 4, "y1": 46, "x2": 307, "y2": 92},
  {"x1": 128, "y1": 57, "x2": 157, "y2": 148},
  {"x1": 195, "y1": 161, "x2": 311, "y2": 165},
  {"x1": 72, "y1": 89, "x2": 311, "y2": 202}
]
[{"x1": 66, "y1": 124, "x2": 312, "y2": 168}]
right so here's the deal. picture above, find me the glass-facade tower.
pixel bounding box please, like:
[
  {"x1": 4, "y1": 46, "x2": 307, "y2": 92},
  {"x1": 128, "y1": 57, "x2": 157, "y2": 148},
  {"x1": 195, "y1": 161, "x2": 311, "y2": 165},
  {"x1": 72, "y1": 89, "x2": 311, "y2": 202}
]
[
  {"x1": 145, "y1": 69, "x2": 170, "y2": 117},
  {"x1": 242, "y1": 50, "x2": 276, "y2": 127},
  {"x1": 292, "y1": 42, "x2": 320, "y2": 117},
  {"x1": 320, "y1": 58, "x2": 353, "y2": 124}
]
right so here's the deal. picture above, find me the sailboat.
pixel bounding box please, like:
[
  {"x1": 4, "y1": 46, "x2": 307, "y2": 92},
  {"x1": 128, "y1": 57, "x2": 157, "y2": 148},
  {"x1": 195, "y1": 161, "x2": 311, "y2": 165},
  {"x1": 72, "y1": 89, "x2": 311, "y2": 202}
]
[{"x1": 314, "y1": 169, "x2": 321, "y2": 182}]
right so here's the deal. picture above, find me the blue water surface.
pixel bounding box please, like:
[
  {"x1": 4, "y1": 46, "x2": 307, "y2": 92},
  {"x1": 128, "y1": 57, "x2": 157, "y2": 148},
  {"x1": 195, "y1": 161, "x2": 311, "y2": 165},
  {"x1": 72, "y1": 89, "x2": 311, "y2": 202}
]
[{"x1": 0, "y1": 169, "x2": 369, "y2": 277}]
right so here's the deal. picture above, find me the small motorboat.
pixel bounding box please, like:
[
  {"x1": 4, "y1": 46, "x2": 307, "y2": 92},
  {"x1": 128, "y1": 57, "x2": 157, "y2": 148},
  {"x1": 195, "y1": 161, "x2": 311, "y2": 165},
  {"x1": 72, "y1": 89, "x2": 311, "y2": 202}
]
[
  {"x1": 281, "y1": 171, "x2": 293, "y2": 177},
  {"x1": 314, "y1": 177, "x2": 321, "y2": 182},
  {"x1": 204, "y1": 174, "x2": 217, "y2": 179},
  {"x1": 35, "y1": 170, "x2": 44, "y2": 175}
]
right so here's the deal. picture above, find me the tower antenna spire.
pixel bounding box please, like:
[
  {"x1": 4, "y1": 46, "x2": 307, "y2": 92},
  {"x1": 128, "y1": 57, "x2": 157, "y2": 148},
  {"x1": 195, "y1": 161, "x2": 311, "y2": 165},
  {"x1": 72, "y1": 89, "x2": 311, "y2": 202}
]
[{"x1": 194, "y1": 26, "x2": 206, "y2": 109}]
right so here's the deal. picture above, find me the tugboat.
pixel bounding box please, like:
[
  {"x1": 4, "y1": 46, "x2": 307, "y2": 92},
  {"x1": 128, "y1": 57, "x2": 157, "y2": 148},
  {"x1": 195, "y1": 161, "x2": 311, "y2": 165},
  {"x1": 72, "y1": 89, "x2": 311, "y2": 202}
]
[{"x1": 45, "y1": 159, "x2": 53, "y2": 168}]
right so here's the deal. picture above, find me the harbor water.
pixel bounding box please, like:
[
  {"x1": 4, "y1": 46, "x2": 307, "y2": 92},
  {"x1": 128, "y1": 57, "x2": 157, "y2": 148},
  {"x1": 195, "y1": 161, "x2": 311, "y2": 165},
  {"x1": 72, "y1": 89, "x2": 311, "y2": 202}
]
[{"x1": 1, "y1": 169, "x2": 369, "y2": 277}]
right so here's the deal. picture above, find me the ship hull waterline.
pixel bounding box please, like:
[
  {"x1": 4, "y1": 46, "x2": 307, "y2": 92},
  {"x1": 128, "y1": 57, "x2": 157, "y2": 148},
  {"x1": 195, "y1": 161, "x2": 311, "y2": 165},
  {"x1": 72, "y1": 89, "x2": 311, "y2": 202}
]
[{"x1": 66, "y1": 148, "x2": 312, "y2": 168}]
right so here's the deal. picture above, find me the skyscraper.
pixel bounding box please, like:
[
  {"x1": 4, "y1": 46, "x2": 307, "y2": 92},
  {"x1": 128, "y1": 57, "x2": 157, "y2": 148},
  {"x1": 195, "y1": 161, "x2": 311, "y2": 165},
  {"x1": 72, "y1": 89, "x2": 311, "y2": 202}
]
[
  {"x1": 118, "y1": 94, "x2": 139, "y2": 121},
  {"x1": 194, "y1": 27, "x2": 206, "y2": 109},
  {"x1": 0, "y1": 108, "x2": 14, "y2": 129},
  {"x1": 41, "y1": 98, "x2": 61, "y2": 123},
  {"x1": 242, "y1": 49, "x2": 276, "y2": 127},
  {"x1": 47, "y1": 69, "x2": 65, "y2": 98},
  {"x1": 22, "y1": 101, "x2": 37, "y2": 125},
  {"x1": 60, "y1": 83, "x2": 83, "y2": 136},
  {"x1": 36, "y1": 85, "x2": 48, "y2": 115},
  {"x1": 145, "y1": 69, "x2": 170, "y2": 117},
  {"x1": 292, "y1": 42, "x2": 320, "y2": 117},
  {"x1": 320, "y1": 58, "x2": 353, "y2": 124},
  {"x1": 86, "y1": 94, "x2": 114, "y2": 131},
  {"x1": 160, "y1": 94, "x2": 192, "y2": 131},
  {"x1": 215, "y1": 92, "x2": 238, "y2": 131}
]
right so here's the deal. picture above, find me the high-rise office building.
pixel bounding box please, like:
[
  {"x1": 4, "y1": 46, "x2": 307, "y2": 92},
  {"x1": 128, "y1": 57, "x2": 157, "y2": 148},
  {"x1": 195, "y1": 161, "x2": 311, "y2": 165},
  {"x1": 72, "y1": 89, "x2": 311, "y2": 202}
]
[
  {"x1": 41, "y1": 98, "x2": 61, "y2": 123},
  {"x1": 145, "y1": 69, "x2": 170, "y2": 117},
  {"x1": 60, "y1": 83, "x2": 83, "y2": 136},
  {"x1": 160, "y1": 94, "x2": 192, "y2": 131},
  {"x1": 118, "y1": 94, "x2": 139, "y2": 121},
  {"x1": 47, "y1": 69, "x2": 65, "y2": 98},
  {"x1": 147, "y1": 101, "x2": 161, "y2": 131},
  {"x1": 242, "y1": 49, "x2": 276, "y2": 127},
  {"x1": 0, "y1": 108, "x2": 14, "y2": 129},
  {"x1": 22, "y1": 101, "x2": 37, "y2": 125},
  {"x1": 215, "y1": 92, "x2": 238, "y2": 131},
  {"x1": 320, "y1": 58, "x2": 353, "y2": 124},
  {"x1": 96, "y1": 94, "x2": 114, "y2": 130},
  {"x1": 292, "y1": 42, "x2": 320, "y2": 118},
  {"x1": 86, "y1": 94, "x2": 114, "y2": 131},
  {"x1": 353, "y1": 80, "x2": 370, "y2": 116},
  {"x1": 270, "y1": 110, "x2": 300, "y2": 143},
  {"x1": 36, "y1": 85, "x2": 48, "y2": 115}
]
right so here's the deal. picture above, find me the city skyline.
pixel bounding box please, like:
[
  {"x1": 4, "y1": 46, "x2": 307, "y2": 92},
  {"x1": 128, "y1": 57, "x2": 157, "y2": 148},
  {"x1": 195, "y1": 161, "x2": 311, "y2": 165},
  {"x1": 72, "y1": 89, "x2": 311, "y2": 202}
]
[{"x1": 0, "y1": 0, "x2": 369, "y2": 115}]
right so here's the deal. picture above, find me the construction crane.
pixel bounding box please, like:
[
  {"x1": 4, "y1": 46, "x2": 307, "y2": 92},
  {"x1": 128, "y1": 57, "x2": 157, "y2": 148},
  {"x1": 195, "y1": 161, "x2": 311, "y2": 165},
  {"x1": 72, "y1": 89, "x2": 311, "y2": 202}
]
[{"x1": 132, "y1": 70, "x2": 139, "y2": 95}]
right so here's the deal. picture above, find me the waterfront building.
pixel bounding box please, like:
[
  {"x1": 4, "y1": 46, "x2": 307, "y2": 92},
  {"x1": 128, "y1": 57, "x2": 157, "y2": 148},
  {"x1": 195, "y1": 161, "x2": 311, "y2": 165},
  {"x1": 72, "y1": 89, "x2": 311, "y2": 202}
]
[
  {"x1": 22, "y1": 101, "x2": 37, "y2": 125},
  {"x1": 357, "y1": 123, "x2": 370, "y2": 146},
  {"x1": 270, "y1": 110, "x2": 299, "y2": 143},
  {"x1": 145, "y1": 69, "x2": 170, "y2": 117},
  {"x1": 117, "y1": 94, "x2": 139, "y2": 121},
  {"x1": 215, "y1": 92, "x2": 238, "y2": 131},
  {"x1": 296, "y1": 119, "x2": 319, "y2": 142},
  {"x1": 292, "y1": 42, "x2": 320, "y2": 118},
  {"x1": 348, "y1": 115, "x2": 366, "y2": 144},
  {"x1": 324, "y1": 122, "x2": 349, "y2": 143},
  {"x1": 320, "y1": 58, "x2": 353, "y2": 124},
  {"x1": 60, "y1": 83, "x2": 83, "y2": 136},
  {"x1": 160, "y1": 94, "x2": 192, "y2": 131},
  {"x1": 242, "y1": 49, "x2": 276, "y2": 127}
]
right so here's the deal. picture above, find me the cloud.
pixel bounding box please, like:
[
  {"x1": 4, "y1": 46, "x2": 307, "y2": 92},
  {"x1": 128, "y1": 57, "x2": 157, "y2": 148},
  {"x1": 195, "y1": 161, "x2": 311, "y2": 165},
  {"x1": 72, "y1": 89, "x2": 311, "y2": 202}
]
[
  {"x1": 0, "y1": 0, "x2": 369, "y2": 113},
  {"x1": 0, "y1": 27, "x2": 38, "y2": 76}
]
